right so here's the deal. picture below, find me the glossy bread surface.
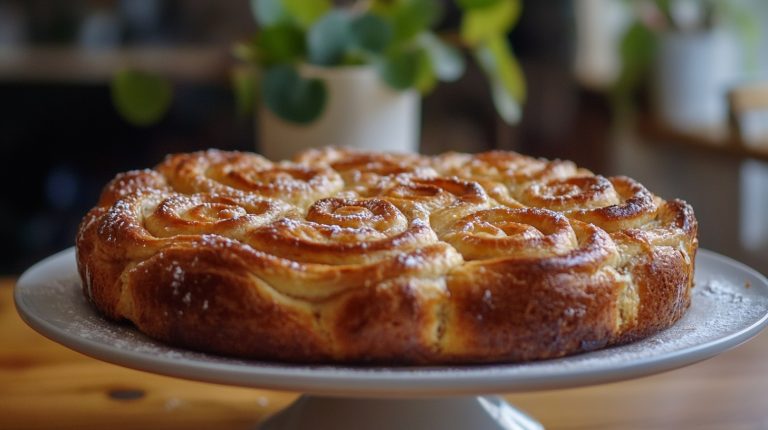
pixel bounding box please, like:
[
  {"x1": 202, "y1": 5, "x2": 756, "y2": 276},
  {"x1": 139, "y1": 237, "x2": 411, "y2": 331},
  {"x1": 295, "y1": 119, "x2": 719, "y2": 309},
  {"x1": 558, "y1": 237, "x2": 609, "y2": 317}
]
[{"x1": 76, "y1": 148, "x2": 697, "y2": 363}]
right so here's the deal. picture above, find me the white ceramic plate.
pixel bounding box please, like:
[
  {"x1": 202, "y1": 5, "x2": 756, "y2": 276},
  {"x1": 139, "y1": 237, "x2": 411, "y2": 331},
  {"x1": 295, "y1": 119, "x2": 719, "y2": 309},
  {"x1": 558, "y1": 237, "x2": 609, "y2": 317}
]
[{"x1": 14, "y1": 248, "x2": 768, "y2": 397}]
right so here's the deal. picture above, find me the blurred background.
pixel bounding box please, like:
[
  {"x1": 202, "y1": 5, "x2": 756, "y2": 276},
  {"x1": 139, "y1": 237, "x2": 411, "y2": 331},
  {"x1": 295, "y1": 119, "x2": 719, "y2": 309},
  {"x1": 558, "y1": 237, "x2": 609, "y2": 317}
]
[{"x1": 1, "y1": 0, "x2": 767, "y2": 275}]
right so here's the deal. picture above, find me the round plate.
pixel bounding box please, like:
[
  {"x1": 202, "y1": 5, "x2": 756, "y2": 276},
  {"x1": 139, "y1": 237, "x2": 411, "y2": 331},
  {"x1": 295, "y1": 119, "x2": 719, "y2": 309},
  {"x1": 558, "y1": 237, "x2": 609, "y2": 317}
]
[{"x1": 14, "y1": 248, "x2": 768, "y2": 397}]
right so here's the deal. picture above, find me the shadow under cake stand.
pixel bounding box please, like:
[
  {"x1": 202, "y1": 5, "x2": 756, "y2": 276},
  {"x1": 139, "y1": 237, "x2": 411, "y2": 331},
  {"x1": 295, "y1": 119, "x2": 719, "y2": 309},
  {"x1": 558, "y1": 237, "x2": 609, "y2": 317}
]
[{"x1": 14, "y1": 249, "x2": 768, "y2": 430}]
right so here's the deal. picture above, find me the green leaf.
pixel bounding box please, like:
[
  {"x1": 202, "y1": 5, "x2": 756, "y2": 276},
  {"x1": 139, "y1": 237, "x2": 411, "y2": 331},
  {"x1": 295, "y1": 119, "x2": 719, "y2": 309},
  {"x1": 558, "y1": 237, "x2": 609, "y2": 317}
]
[
  {"x1": 475, "y1": 35, "x2": 525, "y2": 124},
  {"x1": 476, "y1": 35, "x2": 525, "y2": 102},
  {"x1": 262, "y1": 65, "x2": 327, "y2": 123},
  {"x1": 391, "y1": 0, "x2": 443, "y2": 43},
  {"x1": 370, "y1": 0, "x2": 394, "y2": 14},
  {"x1": 232, "y1": 36, "x2": 260, "y2": 63},
  {"x1": 414, "y1": 48, "x2": 437, "y2": 93},
  {"x1": 456, "y1": 0, "x2": 501, "y2": 10},
  {"x1": 282, "y1": 0, "x2": 331, "y2": 28},
  {"x1": 251, "y1": 0, "x2": 288, "y2": 27},
  {"x1": 111, "y1": 69, "x2": 172, "y2": 126},
  {"x1": 307, "y1": 11, "x2": 351, "y2": 66},
  {"x1": 461, "y1": 0, "x2": 521, "y2": 46},
  {"x1": 488, "y1": 78, "x2": 521, "y2": 124},
  {"x1": 232, "y1": 66, "x2": 259, "y2": 117},
  {"x1": 614, "y1": 22, "x2": 655, "y2": 101},
  {"x1": 350, "y1": 14, "x2": 393, "y2": 54},
  {"x1": 376, "y1": 48, "x2": 423, "y2": 90},
  {"x1": 257, "y1": 24, "x2": 305, "y2": 65},
  {"x1": 619, "y1": 23, "x2": 655, "y2": 73},
  {"x1": 418, "y1": 33, "x2": 465, "y2": 82}
]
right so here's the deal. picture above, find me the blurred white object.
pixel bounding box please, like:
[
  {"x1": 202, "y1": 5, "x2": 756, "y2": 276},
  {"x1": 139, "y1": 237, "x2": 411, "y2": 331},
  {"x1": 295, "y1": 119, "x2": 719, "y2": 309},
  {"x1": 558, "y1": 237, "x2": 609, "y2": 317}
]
[
  {"x1": 258, "y1": 65, "x2": 420, "y2": 161},
  {"x1": 668, "y1": 0, "x2": 707, "y2": 32},
  {"x1": 740, "y1": 159, "x2": 768, "y2": 253},
  {"x1": 728, "y1": 82, "x2": 768, "y2": 146},
  {"x1": 739, "y1": 110, "x2": 768, "y2": 145},
  {"x1": 653, "y1": 29, "x2": 741, "y2": 138},
  {"x1": 574, "y1": 0, "x2": 630, "y2": 88}
]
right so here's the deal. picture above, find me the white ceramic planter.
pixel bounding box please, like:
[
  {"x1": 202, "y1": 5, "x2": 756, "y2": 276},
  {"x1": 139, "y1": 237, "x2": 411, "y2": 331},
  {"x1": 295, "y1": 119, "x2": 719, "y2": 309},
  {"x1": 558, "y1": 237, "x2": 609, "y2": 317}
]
[
  {"x1": 257, "y1": 65, "x2": 420, "y2": 161},
  {"x1": 653, "y1": 29, "x2": 741, "y2": 137}
]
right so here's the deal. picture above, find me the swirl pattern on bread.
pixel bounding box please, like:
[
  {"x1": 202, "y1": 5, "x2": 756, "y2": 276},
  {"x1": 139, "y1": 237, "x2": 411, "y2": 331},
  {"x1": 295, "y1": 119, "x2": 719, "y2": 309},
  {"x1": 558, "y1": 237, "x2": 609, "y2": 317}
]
[{"x1": 76, "y1": 148, "x2": 697, "y2": 363}]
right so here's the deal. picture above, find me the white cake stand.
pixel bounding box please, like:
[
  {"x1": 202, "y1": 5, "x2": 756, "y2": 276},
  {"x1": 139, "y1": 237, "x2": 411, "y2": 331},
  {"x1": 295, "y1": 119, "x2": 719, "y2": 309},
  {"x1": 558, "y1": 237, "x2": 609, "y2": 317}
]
[{"x1": 15, "y1": 249, "x2": 768, "y2": 430}]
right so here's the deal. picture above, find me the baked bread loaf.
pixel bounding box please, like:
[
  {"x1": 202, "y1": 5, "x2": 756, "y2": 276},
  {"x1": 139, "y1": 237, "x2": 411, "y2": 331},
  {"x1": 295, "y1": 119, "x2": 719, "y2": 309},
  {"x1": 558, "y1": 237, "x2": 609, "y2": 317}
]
[{"x1": 76, "y1": 148, "x2": 698, "y2": 364}]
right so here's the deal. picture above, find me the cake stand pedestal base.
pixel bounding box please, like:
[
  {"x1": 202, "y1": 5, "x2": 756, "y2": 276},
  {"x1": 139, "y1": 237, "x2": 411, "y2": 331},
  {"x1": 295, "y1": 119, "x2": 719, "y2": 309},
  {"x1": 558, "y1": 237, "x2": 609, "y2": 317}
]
[{"x1": 259, "y1": 395, "x2": 543, "y2": 430}]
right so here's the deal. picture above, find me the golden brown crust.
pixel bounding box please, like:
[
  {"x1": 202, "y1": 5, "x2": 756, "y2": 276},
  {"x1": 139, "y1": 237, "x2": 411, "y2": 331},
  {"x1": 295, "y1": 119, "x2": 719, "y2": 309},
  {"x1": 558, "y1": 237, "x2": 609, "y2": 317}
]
[{"x1": 76, "y1": 148, "x2": 698, "y2": 364}]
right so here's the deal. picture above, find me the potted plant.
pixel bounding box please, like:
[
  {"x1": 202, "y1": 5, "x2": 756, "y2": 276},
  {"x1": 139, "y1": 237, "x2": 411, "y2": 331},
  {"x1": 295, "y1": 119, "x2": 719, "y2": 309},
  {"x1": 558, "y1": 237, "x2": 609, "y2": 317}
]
[
  {"x1": 113, "y1": 0, "x2": 526, "y2": 159},
  {"x1": 615, "y1": 0, "x2": 759, "y2": 137}
]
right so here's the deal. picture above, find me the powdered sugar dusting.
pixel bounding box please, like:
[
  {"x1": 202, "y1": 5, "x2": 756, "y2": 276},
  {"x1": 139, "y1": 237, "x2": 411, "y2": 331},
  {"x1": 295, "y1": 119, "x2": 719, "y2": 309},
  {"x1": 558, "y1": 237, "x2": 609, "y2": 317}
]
[
  {"x1": 398, "y1": 253, "x2": 423, "y2": 268},
  {"x1": 698, "y1": 279, "x2": 747, "y2": 304},
  {"x1": 170, "y1": 264, "x2": 184, "y2": 296}
]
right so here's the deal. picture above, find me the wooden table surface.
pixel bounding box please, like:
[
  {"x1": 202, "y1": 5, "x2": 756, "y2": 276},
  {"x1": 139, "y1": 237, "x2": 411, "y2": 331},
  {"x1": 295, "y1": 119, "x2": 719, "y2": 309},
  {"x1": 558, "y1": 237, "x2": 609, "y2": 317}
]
[{"x1": 2, "y1": 276, "x2": 768, "y2": 430}]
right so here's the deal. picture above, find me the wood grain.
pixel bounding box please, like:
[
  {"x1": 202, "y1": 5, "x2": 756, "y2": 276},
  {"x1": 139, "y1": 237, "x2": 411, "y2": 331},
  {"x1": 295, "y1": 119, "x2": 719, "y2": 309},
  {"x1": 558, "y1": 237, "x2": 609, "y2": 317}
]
[{"x1": 2, "y1": 277, "x2": 767, "y2": 429}]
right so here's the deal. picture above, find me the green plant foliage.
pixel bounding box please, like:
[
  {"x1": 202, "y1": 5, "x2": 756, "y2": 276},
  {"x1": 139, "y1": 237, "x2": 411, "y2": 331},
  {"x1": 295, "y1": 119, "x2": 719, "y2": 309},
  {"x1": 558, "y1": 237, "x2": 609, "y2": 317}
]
[
  {"x1": 376, "y1": 48, "x2": 423, "y2": 90},
  {"x1": 251, "y1": 0, "x2": 288, "y2": 27},
  {"x1": 257, "y1": 24, "x2": 305, "y2": 65},
  {"x1": 475, "y1": 35, "x2": 525, "y2": 124},
  {"x1": 614, "y1": 0, "x2": 761, "y2": 116},
  {"x1": 115, "y1": 0, "x2": 526, "y2": 126},
  {"x1": 232, "y1": 36, "x2": 261, "y2": 63},
  {"x1": 350, "y1": 14, "x2": 393, "y2": 54},
  {"x1": 485, "y1": 35, "x2": 525, "y2": 101},
  {"x1": 614, "y1": 22, "x2": 656, "y2": 105},
  {"x1": 232, "y1": 66, "x2": 258, "y2": 117},
  {"x1": 307, "y1": 11, "x2": 351, "y2": 66},
  {"x1": 390, "y1": 0, "x2": 443, "y2": 43},
  {"x1": 414, "y1": 48, "x2": 437, "y2": 93},
  {"x1": 461, "y1": 0, "x2": 520, "y2": 46},
  {"x1": 111, "y1": 69, "x2": 172, "y2": 126},
  {"x1": 283, "y1": 0, "x2": 331, "y2": 29},
  {"x1": 487, "y1": 76, "x2": 521, "y2": 124},
  {"x1": 457, "y1": 0, "x2": 501, "y2": 9},
  {"x1": 418, "y1": 33, "x2": 465, "y2": 82},
  {"x1": 262, "y1": 65, "x2": 327, "y2": 123}
]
